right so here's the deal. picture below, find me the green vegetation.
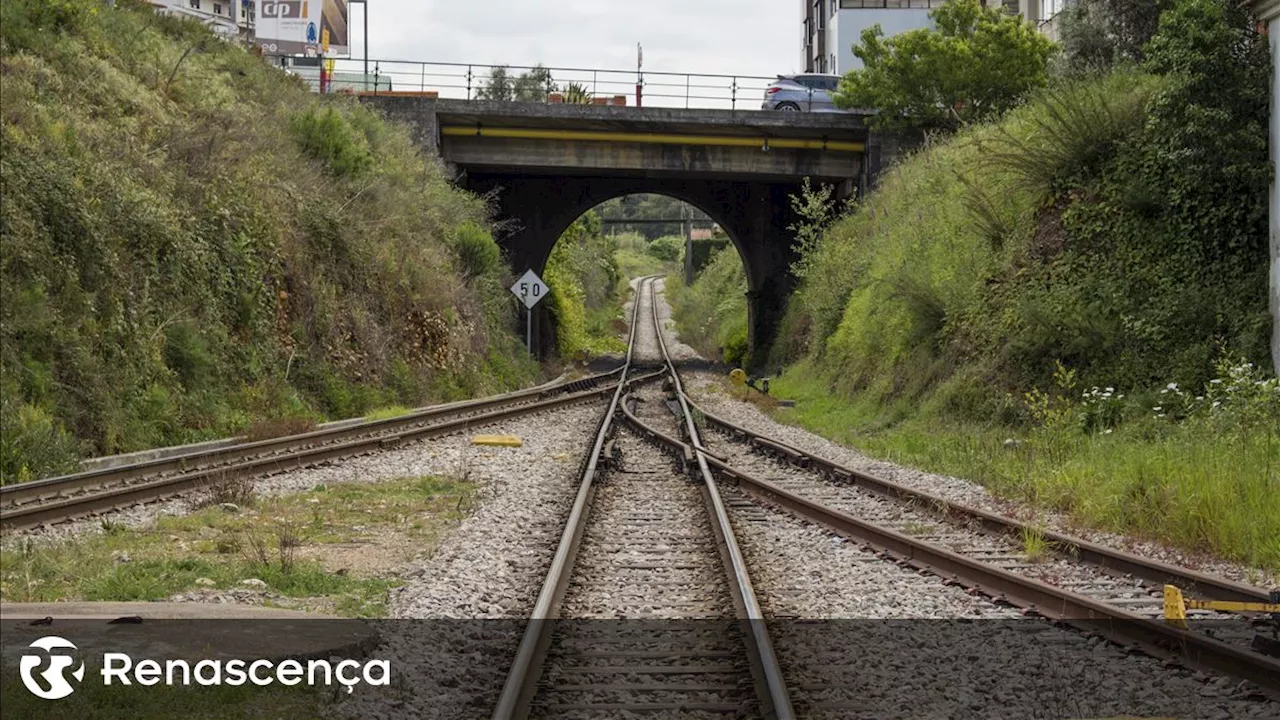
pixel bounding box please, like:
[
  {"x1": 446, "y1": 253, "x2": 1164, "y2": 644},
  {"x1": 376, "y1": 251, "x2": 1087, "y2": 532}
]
[
  {"x1": 0, "y1": 474, "x2": 476, "y2": 613},
  {"x1": 0, "y1": 0, "x2": 540, "y2": 482},
  {"x1": 667, "y1": 246, "x2": 749, "y2": 367},
  {"x1": 668, "y1": 0, "x2": 1277, "y2": 569},
  {"x1": 771, "y1": 360, "x2": 1279, "y2": 572},
  {"x1": 834, "y1": 0, "x2": 1057, "y2": 129},
  {"x1": 543, "y1": 211, "x2": 628, "y2": 359}
]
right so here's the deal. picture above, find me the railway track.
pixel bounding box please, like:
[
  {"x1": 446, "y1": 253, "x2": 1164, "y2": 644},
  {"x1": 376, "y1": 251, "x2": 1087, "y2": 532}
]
[
  {"x1": 620, "y1": 278, "x2": 1280, "y2": 700},
  {"x1": 491, "y1": 277, "x2": 794, "y2": 719},
  {"x1": 0, "y1": 363, "x2": 633, "y2": 531}
]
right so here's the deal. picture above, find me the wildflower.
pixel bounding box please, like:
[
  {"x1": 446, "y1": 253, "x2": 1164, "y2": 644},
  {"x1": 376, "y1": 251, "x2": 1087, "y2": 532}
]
[
  {"x1": 1167, "y1": 382, "x2": 1177, "y2": 390},
  {"x1": 1156, "y1": 413, "x2": 1166, "y2": 418},
  {"x1": 1153, "y1": 406, "x2": 1163, "y2": 412},
  {"x1": 1195, "y1": 396, "x2": 1203, "y2": 401},
  {"x1": 1105, "y1": 387, "x2": 1114, "y2": 393},
  {"x1": 1210, "y1": 379, "x2": 1222, "y2": 385},
  {"x1": 1160, "y1": 389, "x2": 1168, "y2": 394},
  {"x1": 1212, "y1": 401, "x2": 1221, "y2": 409},
  {"x1": 1103, "y1": 429, "x2": 1113, "y2": 435}
]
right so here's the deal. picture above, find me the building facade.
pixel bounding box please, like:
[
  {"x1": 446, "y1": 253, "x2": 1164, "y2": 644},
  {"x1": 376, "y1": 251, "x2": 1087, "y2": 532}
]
[
  {"x1": 146, "y1": 0, "x2": 253, "y2": 38},
  {"x1": 802, "y1": 0, "x2": 1066, "y2": 74}
]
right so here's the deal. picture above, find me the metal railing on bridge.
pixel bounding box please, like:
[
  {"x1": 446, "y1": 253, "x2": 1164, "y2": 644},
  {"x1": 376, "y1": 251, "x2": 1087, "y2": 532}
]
[{"x1": 319, "y1": 59, "x2": 778, "y2": 111}]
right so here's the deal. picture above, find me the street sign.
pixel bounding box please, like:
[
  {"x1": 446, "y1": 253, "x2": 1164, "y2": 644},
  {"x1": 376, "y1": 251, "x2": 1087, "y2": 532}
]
[{"x1": 510, "y1": 269, "x2": 548, "y2": 310}]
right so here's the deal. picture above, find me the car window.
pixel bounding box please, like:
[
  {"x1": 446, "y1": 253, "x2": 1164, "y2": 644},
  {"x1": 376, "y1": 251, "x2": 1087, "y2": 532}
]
[
  {"x1": 822, "y1": 77, "x2": 840, "y2": 91},
  {"x1": 794, "y1": 75, "x2": 821, "y2": 89}
]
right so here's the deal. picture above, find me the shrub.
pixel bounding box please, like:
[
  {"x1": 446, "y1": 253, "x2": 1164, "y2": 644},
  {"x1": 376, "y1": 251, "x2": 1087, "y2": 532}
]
[
  {"x1": 646, "y1": 236, "x2": 682, "y2": 262},
  {"x1": 453, "y1": 221, "x2": 500, "y2": 279},
  {"x1": 0, "y1": 400, "x2": 82, "y2": 484},
  {"x1": 290, "y1": 106, "x2": 374, "y2": 177}
]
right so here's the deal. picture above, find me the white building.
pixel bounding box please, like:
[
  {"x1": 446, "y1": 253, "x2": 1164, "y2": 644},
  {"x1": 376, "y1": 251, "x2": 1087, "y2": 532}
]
[
  {"x1": 802, "y1": 0, "x2": 1066, "y2": 74},
  {"x1": 146, "y1": 0, "x2": 253, "y2": 39}
]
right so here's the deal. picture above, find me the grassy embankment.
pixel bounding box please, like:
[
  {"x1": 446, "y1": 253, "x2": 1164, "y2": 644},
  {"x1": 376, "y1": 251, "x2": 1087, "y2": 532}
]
[
  {"x1": 0, "y1": 0, "x2": 541, "y2": 484},
  {"x1": 668, "y1": 4, "x2": 1278, "y2": 572}
]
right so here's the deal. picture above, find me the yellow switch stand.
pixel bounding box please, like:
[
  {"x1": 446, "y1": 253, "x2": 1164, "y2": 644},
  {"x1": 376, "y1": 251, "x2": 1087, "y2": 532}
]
[{"x1": 1163, "y1": 584, "x2": 1280, "y2": 630}]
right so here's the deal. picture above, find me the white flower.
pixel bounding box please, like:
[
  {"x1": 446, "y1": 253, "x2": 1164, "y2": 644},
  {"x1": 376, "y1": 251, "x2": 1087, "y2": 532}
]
[
  {"x1": 1211, "y1": 401, "x2": 1221, "y2": 409},
  {"x1": 1167, "y1": 382, "x2": 1178, "y2": 390},
  {"x1": 1103, "y1": 429, "x2": 1113, "y2": 435},
  {"x1": 1153, "y1": 406, "x2": 1163, "y2": 412},
  {"x1": 1195, "y1": 396, "x2": 1203, "y2": 401},
  {"x1": 1105, "y1": 387, "x2": 1114, "y2": 393},
  {"x1": 1210, "y1": 379, "x2": 1222, "y2": 385}
]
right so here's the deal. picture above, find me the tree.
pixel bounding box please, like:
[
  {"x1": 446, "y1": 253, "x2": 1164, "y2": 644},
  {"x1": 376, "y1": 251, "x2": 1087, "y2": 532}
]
[
  {"x1": 1055, "y1": 0, "x2": 1176, "y2": 74},
  {"x1": 475, "y1": 66, "x2": 514, "y2": 101},
  {"x1": 833, "y1": 0, "x2": 1057, "y2": 130},
  {"x1": 512, "y1": 64, "x2": 553, "y2": 101},
  {"x1": 476, "y1": 64, "x2": 554, "y2": 101}
]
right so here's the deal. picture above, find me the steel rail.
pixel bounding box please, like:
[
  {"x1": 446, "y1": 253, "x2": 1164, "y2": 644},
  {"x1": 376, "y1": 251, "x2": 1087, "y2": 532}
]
[
  {"x1": 647, "y1": 282, "x2": 796, "y2": 720},
  {"x1": 630, "y1": 280, "x2": 1280, "y2": 696},
  {"x1": 688, "y1": 398, "x2": 1274, "y2": 605},
  {"x1": 618, "y1": 398, "x2": 1280, "y2": 698},
  {"x1": 2, "y1": 368, "x2": 622, "y2": 509},
  {"x1": 489, "y1": 277, "x2": 653, "y2": 720},
  {"x1": 1, "y1": 383, "x2": 627, "y2": 531}
]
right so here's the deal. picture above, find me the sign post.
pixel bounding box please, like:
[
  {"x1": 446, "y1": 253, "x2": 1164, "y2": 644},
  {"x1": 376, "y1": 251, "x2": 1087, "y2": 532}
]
[{"x1": 510, "y1": 269, "x2": 549, "y2": 355}]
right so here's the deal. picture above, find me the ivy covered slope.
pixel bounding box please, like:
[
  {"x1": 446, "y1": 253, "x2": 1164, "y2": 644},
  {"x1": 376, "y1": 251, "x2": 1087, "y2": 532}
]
[{"x1": 0, "y1": 0, "x2": 538, "y2": 482}]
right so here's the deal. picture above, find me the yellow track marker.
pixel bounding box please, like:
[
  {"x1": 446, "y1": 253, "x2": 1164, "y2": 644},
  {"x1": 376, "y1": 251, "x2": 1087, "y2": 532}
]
[{"x1": 472, "y1": 435, "x2": 523, "y2": 447}]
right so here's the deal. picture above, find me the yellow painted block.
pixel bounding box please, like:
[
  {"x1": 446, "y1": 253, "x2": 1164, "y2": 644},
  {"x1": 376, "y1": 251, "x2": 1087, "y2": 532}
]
[{"x1": 471, "y1": 435, "x2": 523, "y2": 447}]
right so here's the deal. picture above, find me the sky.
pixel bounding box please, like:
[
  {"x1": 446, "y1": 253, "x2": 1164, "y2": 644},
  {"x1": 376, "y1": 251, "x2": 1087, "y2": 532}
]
[{"x1": 333, "y1": 0, "x2": 799, "y2": 97}]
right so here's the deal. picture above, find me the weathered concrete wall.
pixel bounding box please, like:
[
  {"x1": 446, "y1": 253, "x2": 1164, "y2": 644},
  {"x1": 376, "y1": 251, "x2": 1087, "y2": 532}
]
[{"x1": 439, "y1": 136, "x2": 863, "y2": 183}]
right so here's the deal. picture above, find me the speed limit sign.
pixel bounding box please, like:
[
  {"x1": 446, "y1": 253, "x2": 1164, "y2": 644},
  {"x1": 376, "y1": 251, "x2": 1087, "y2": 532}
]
[{"x1": 510, "y1": 269, "x2": 548, "y2": 309}]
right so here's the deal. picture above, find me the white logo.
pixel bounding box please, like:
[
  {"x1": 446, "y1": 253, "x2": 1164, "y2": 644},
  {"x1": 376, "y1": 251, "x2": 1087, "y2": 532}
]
[{"x1": 20, "y1": 636, "x2": 86, "y2": 700}]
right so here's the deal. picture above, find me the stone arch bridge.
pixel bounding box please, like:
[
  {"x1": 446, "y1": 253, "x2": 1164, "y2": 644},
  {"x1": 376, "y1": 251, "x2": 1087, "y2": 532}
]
[{"x1": 361, "y1": 97, "x2": 903, "y2": 367}]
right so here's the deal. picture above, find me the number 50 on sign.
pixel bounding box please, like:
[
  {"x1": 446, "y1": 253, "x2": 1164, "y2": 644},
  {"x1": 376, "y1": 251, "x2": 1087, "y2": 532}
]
[{"x1": 510, "y1": 269, "x2": 548, "y2": 309}]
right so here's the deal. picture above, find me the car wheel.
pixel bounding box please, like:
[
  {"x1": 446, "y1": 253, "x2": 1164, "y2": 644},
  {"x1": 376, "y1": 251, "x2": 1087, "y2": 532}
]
[{"x1": 776, "y1": 102, "x2": 800, "y2": 112}]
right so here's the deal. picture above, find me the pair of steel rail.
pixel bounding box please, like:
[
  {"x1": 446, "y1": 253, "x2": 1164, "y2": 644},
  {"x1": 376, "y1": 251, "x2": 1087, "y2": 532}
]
[
  {"x1": 490, "y1": 275, "x2": 796, "y2": 718},
  {"x1": 0, "y1": 372, "x2": 623, "y2": 531}
]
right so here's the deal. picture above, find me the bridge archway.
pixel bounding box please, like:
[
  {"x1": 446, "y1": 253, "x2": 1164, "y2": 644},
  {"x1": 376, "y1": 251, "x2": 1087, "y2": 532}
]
[{"x1": 463, "y1": 173, "x2": 810, "y2": 368}]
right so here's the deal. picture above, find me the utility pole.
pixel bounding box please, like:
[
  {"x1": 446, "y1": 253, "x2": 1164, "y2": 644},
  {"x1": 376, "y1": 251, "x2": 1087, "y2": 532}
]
[
  {"x1": 636, "y1": 42, "x2": 643, "y2": 108},
  {"x1": 683, "y1": 204, "x2": 693, "y2": 285}
]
